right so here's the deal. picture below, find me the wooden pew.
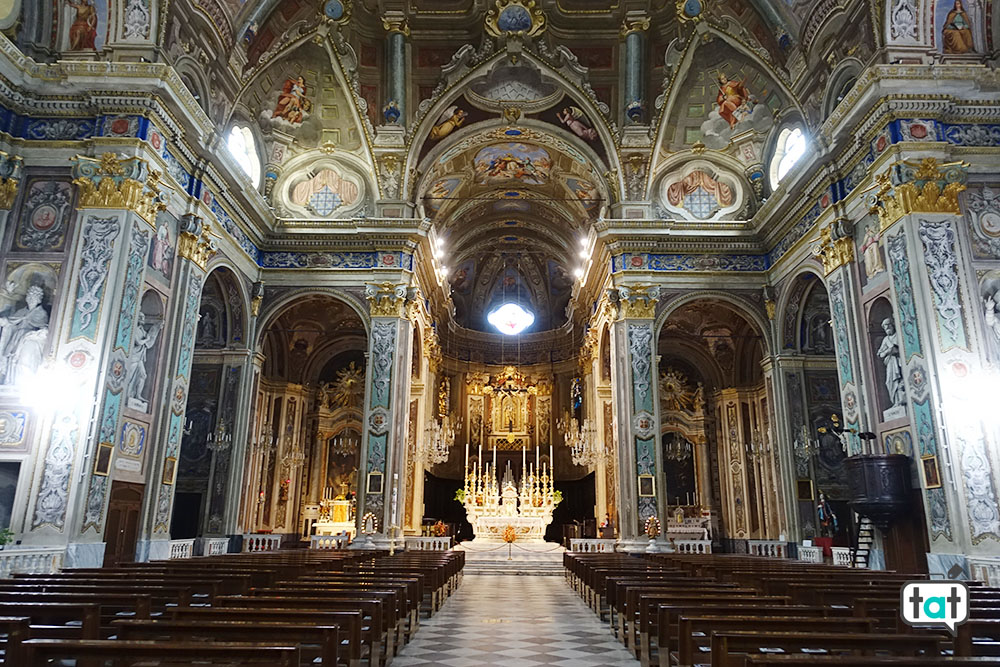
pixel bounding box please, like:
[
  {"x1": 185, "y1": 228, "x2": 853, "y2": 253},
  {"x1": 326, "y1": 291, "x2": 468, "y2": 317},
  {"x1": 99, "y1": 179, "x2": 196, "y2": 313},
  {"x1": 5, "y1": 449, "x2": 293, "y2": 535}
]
[
  {"x1": 113, "y1": 618, "x2": 340, "y2": 666},
  {"x1": 746, "y1": 658, "x2": 1000, "y2": 666},
  {"x1": 23, "y1": 638, "x2": 301, "y2": 665},
  {"x1": 711, "y1": 630, "x2": 942, "y2": 667}
]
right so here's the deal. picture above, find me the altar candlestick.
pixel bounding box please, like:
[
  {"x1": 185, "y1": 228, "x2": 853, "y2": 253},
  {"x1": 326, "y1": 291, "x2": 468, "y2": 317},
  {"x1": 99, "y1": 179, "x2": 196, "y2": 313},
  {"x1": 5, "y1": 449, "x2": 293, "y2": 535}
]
[
  {"x1": 465, "y1": 440, "x2": 469, "y2": 473},
  {"x1": 493, "y1": 444, "x2": 497, "y2": 471},
  {"x1": 522, "y1": 445, "x2": 526, "y2": 478}
]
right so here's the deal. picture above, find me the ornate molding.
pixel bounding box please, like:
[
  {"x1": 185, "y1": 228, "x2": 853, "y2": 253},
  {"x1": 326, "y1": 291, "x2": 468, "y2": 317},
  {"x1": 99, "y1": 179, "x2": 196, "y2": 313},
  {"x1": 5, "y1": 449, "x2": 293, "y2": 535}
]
[
  {"x1": 381, "y1": 15, "x2": 410, "y2": 36},
  {"x1": 71, "y1": 153, "x2": 168, "y2": 227},
  {"x1": 621, "y1": 16, "x2": 651, "y2": 37},
  {"x1": 610, "y1": 284, "x2": 659, "y2": 320},
  {"x1": 176, "y1": 214, "x2": 218, "y2": 271},
  {"x1": 869, "y1": 158, "x2": 967, "y2": 231},
  {"x1": 366, "y1": 282, "x2": 410, "y2": 318},
  {"x1": 0, "y1": 150, "x2": 23, "y2": 210},
  {"x1": 814, "y1": 219, "x2": 855, "y2": 276}
]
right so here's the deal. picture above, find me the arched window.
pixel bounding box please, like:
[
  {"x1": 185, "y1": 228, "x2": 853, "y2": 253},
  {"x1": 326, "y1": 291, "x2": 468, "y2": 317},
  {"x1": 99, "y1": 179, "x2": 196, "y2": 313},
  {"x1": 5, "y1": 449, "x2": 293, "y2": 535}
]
[
  {"x1": 226, "y1": 125, "x2": 261, "y2": 189},
  {"x1": 768, "y1": 126, "x2": 807, "y2": 191}
]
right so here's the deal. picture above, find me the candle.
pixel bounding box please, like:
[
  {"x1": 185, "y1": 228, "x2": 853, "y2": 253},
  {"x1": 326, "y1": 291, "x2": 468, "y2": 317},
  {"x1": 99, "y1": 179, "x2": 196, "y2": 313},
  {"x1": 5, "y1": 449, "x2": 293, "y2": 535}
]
[
  {"x1": 478, "y1": 442, "x2": 482, "y2": 469},
  {"x1": 493, "y1": 445, "x2": 497, "y2": 471},
  {"x1": 465, "y1": 439, "x2": 469, "y2": 473},
  {"x1": 522, "y1": 445, "x2": 526, "y2": 478},
  {"x1": 536, "y1": 445, "x2": 540, "y2": 472},
  {"x1": 549, "y1": 444, "x2": 553, "y2": 470}
]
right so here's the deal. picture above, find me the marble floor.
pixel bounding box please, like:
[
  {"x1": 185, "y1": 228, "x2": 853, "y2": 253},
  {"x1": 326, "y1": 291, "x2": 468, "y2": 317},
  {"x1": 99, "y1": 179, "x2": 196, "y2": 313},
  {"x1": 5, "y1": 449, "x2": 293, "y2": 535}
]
[{"x1": 393, "y1": 574, "x2": 638, "y2": 666}]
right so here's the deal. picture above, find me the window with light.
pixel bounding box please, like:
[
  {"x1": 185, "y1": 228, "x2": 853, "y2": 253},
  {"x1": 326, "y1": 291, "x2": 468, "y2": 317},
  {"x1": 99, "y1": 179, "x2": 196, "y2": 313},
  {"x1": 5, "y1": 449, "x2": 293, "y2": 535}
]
[
  {"x1": 226, "y1": 125, "x2": 261, "y2": 189},
  {"x1": 768, "y1": 127, "x2": 807, "y2": 191},
  {"x1": 487, "y1": 303, "x2": 535, "y2": 336}
]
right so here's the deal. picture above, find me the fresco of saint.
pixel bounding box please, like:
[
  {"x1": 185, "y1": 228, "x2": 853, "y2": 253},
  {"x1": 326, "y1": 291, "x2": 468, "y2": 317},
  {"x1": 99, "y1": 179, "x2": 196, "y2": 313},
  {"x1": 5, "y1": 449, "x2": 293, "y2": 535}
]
[
  {"x1": 272, "y1": 76, "x2": 312, "y2": 125},
  {"x1": 715, "y1": 73, "x2": 754, "y2": 129},
  {"x1": 67, "y1": 0, "x2": 99, "y2": 51},
  {"x1": 557, "y1": 106, "x2": 597, "y2": 141},
  {"x1": 942, "y1": 0, "x2": 974, "y2": 53}
]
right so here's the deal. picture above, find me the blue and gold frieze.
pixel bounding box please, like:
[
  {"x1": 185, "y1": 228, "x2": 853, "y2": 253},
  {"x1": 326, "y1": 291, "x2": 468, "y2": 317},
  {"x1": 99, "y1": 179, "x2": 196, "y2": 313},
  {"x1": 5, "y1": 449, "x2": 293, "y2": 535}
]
[{"x1": 612, "y1": 252, "x2": 768, "y2": 273}]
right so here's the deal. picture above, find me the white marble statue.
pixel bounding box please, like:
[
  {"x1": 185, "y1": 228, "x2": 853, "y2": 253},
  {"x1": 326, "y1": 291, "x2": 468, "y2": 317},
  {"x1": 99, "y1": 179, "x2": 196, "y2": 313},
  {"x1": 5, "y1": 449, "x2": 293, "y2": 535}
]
[
  {"x1": 125, "y1": 312, "x2": 162, "y2": 408},
  {"x1": 984, "y1": 293, "x2": 1000, "y2": 346},
  {"x1": 0, "y1": 285, "x2": 49, "y2": 386},
  {"x1": 878, "y1": 316, "x2": 906, "y2": 408}
]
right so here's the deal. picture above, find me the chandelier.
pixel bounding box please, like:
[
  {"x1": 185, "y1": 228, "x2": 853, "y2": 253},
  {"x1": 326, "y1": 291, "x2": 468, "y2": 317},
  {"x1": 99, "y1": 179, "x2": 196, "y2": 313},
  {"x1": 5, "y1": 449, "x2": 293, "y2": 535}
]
[
  {"x1": 207, "y1": 419, "x2": 232, "y2": 453},
  {"x1": 557, "y1": 412, "x2": 602, "y2": 467},
  {"x1": 424, "y1": 413, "x2": 460, "y2": 465},
  {"x1": 330, "y1": 431, "x2": 361, "y2": 456},
  {"x1": 282, "y1": 437, "x2": 306, "y2": 469},
  {"x1": 746, "y1": 430, "x2": 770, "y2": 461},
  {"x1": 665, "y1": 436, "x2": 692, "y2": 462}
]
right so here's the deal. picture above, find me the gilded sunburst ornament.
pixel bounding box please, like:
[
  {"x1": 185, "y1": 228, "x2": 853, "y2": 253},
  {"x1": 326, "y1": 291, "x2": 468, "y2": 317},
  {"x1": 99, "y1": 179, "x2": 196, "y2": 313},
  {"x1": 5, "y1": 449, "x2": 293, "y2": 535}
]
[{"x1": 329, "y1": 361, "x2": 364, "y2": 409}]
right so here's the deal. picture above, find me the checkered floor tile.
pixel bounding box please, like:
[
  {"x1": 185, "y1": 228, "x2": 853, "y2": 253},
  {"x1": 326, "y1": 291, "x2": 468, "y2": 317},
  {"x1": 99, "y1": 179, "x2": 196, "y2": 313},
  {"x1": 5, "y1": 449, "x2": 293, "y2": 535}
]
[{"x1": 394, "y1": 574, "x2": 638, "y2": 666}]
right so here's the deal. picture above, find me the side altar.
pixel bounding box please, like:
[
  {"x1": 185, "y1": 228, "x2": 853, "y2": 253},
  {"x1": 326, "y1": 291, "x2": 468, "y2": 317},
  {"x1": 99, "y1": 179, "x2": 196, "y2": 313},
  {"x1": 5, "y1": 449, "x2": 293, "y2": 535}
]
[{"x1": 463, "y1": 462, "x2": 556, "y2": 543}]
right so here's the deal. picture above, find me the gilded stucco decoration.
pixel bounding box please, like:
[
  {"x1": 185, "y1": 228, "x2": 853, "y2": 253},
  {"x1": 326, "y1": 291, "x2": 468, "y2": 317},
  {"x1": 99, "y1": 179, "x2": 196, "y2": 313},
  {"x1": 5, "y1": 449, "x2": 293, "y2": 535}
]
[
  {"x1": 869, "y1": 158, "x2": 968, "y2": 230},
  {"x1": 71, "y1": 153, "x2": 168, "y2": 227}
]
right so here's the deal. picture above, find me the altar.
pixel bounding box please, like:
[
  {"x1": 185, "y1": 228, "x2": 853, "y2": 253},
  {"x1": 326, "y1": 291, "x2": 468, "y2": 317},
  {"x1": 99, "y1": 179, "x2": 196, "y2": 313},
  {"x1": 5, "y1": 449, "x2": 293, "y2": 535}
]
[
  {"x1": 463, "y1": 461, "x2": 556, "y2": 544},
  {"x1": 314, "y1": 498, "x2": 355, "y2": 538}
]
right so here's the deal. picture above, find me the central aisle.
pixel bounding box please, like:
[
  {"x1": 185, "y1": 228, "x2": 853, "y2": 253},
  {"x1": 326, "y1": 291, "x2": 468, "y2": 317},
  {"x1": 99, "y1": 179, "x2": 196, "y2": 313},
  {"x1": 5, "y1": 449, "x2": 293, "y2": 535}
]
[{"x1": 394, "y1": 574, "x2": 639, "y2": 666}]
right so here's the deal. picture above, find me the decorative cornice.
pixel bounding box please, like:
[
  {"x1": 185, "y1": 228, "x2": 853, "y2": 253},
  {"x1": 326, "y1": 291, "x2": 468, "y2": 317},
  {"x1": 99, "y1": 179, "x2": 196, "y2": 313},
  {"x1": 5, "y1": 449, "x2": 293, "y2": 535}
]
[
  {"x1": 366, "y1": 282, "x2": 410, "y2": 318},
  {"x1": 813, "y1": 219, "x2": 855, "y2": 276},
  {"x1": 869, "y1": 157, "x2": 967, "y2": 231},
  {"x1": 176, "y1": 215, "x2": 218, "y2": 271},
  {"x1": 71, "y1": 153, "x2": 167, "y2": 227},
  {"x1": 0, "y1": 150, "x2": 22, "y2": 210}
]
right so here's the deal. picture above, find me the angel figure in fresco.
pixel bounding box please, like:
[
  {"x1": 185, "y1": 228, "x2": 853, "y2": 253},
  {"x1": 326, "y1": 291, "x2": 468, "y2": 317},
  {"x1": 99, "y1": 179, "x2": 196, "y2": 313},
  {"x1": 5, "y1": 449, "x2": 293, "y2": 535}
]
[
  {"x1": 430, "y1": 106, "x2": 468, "y2": 141},
  {"x1": 942, "y1": 0, "x2": 975, "y2": 54},
  {"x1": 557, "y1": 106, "x2": 598, "y2": 141},
  {"x1": 714, "y1": 73, "x2": 754, "y2": 130},
  {"x1": 860, "y1": 220, "x2": 885, "y2": 279},
  {"x1": 67, "y1": 0, "x2": 99, "y2": 51},
  {"x1": 272, "y1": 76, "x2": 312, "y2": 125}
]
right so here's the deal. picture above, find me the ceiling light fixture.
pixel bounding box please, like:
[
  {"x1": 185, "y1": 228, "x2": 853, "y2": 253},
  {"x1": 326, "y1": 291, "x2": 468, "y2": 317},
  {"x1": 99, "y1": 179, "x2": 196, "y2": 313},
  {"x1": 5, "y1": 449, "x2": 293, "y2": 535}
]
[{"x1": 488, "y1": 302, "x2": 534, "y2": 336}]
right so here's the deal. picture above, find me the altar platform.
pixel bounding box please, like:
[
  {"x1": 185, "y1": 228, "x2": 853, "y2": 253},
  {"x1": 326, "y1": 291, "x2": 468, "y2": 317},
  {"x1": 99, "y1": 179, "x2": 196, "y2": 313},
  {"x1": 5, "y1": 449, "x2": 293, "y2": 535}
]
[{"x1": 455, "y1": 539, "x2": 565, "y2": 575}]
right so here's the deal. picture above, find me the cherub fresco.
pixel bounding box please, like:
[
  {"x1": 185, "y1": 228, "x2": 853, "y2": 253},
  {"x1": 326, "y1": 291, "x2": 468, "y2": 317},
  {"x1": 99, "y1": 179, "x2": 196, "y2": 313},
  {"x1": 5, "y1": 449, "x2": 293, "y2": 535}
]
[
  {"x1": 430, "y1": 106, "x2": 468, "y2": 141},
  {"x1": 557, "y1": 106, "x2": 598, "y2": 141}
]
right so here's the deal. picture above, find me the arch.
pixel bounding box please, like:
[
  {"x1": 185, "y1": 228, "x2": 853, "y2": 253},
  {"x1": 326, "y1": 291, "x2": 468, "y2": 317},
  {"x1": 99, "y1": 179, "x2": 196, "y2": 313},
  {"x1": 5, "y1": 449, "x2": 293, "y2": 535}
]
[
  {"x1": 404, "y1": 49, "x2": 622, "y2": 200},
  {"x1": 197, "y1": 265, "x2": 251, "y2": 349},
  {"x1": 776, "y1": 268, "x2": 828, "y2": 351},
  {"x1": 255, "y1": 288, "x2": 370, "y2": 351},
  {"x1": 822, "y1": 58, "x2": 864, "y2": 120},
  {"x1": 655, "y1": 291, "x2": 775, "y2": 358},
  {"x1": 175, "y1": 57, "x2": 212, "y2": 116},
  {"x1": 271, "y1": 150, "x2": 373, "y2": 220}
]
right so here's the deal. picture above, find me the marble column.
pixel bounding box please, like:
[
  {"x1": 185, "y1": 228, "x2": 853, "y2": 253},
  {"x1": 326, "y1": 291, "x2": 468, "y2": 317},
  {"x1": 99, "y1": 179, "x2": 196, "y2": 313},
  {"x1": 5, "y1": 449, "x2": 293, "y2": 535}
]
[
  {"x1": 354, "y1": 283, "x2": 415, "y2": 548},
  {"x1": 621, "y1": 14, "x2": 650, "y2": 124},
  {"x1": 25, "y1": 154, "x2": 165, "y2": 567},
  {"x1": 872, "y1": 157, "x2": 1000, "y2": 560},
  {"x1": 608, "y1": 285, "x2": 665, "y2": 550},
  {"x1": 382, "y1": 14, "x2": 409, "y2": 126},
  {"x1": 816, "y1": 218, "x2": 878, "y2": 454},
  {"x1": 136, "y1": 214, "x2": 216, "y2": 561}
]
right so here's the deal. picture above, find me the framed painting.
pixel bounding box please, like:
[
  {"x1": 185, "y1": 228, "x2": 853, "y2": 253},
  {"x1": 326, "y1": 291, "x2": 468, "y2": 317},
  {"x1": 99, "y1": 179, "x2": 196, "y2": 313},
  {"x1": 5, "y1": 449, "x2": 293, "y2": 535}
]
[
  {"x1": 797, "y1": 478, "x2": 815, "y2": 501},
  {"x1": 93, "y1": 442, "x2": 113, "y2": 476},
  {"x1": 162, "y1": 456, "x2": 177, "y2": 485},
  {"x1": 921, "y1": 455, "x2": 942, "y2": 489},
  {"x1": 638, "y1": 474, "x2": 655, "y2": 498},
  {"x1": 366, "y1": 471, "x2": 383, "y2": 496}
]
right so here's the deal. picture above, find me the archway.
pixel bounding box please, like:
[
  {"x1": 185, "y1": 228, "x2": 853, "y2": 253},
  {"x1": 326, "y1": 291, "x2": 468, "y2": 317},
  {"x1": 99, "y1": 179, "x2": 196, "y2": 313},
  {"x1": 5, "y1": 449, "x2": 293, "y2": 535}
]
[
  {"x1": 243, "y1": 293, "x2": 367, "y2": 541},
  {"x1": 657, "y1": 297, "x2": 775, "y2": 543}
]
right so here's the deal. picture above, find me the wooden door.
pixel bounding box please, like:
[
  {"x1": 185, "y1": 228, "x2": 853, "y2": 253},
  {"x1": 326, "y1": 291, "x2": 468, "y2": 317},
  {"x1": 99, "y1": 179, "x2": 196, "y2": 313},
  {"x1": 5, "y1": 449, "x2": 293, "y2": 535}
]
[{"x1": 103, "y1": 482, "x2": 144, "y2": 567}]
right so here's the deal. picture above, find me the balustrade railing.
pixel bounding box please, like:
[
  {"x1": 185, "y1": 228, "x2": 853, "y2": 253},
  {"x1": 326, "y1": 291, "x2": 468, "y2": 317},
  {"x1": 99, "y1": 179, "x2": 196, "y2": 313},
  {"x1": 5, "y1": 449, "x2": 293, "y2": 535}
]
[
  {"x1": 0, "y1": 546, "x2": 64, "y2": 579},
  {"x1": 569, "y1": 538, "x2": 617, "y2": 553},
  {"x1": 798, "y1": 545, "x2": 823, "y2": 563},
  {"x1": 748, "y1": 540, "x2": 787, "y2": 558},
  {"x1": 242, "y1": 534, "x2": 282, "y2": 553},
  {"x1": 673, "y1": 539, "x2": 712, "y2": 554},
  {"x1": 310, "y1": 534, "x2": 349, "y2": 550},
  {"x1": 969, "y1": 557, "x2": 1000, "y2": 584},
  {"x1": 205, "y1": 537, "x2": 229, "y2": 556},
  {"x1": 404, "y1": 536, "x2": 451, "y2": 551},
  {"x1": 168, "y1": 539, "x2": 195, "y2": 559},
  {"x1": 831, "y1": 546, "x2": 854, "y2": 567}
]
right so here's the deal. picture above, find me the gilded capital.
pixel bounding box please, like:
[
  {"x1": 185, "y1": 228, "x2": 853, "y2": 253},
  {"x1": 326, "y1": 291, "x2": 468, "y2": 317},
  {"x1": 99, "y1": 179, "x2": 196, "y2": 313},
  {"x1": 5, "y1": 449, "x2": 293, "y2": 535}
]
[
  {"x1": 71, "y1": 153, "x2": 168, "y2": 226},
  {"x1": 813, "y1": 219, "x2": 855, "y2": 276},
  {"x1": 610, "y1": 284, "x2": 659, "y2": 320},
  {"x1": 366, "y1": 282, "x2": 410, "y2": 318},
  {"x1": 0, "y1": 151, "x2": 23, "y2": 210},
  {"x1": 869, "y1": 158, "x2": 967, "y2": 231},
  {"x1": 620, "y1": 16, "x2": 651, "y2": 37},
  {"x1": 250, "y1": 281, "x2": 265, "y2": 317},
  {"x1": 176, "y1": 215, "x2": 218, "y2": 271},
  {"x1": 382, "y1": 15, "x2": 410, "y2": 36}
]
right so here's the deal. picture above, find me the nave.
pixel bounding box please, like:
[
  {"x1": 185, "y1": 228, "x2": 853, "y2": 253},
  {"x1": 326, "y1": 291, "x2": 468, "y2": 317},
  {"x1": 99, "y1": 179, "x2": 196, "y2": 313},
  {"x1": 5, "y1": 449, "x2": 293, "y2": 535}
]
[{"x1": 393, "y1": 573, "x2": 637, "y2": 666}]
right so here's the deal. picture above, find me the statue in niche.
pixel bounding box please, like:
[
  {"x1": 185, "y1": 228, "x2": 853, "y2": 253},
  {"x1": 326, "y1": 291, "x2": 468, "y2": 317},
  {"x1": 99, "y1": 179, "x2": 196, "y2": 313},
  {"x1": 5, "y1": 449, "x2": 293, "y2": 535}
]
[
  {"x1": 125, "y1": 312, "x2": 163, "y2": 410},
  {"x1": 860, "y1": 221, "x2": 885, "y2": 279},
  {"x1": 197, "y1": 307, "x2": 218, "y2": 345},
  {"x1": 877, "y1": 316, "x2": 906, "y2": 408},
  {"x1": 0, "y1": 285, "x2": 49, "y2": 385},
  {"x1": 984, "y1": 292, "x2": 1000, "y2": 346}
]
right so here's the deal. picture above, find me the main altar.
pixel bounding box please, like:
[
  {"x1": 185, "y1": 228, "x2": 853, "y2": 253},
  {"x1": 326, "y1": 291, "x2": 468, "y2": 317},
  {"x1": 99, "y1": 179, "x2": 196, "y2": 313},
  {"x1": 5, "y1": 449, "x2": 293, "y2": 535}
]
[
  {"x1": 460, "y1": 366, "x2": 558, "y2": 544},
  {"x1": 463, "y1": 463, "x2": 556, "y2": 543}
]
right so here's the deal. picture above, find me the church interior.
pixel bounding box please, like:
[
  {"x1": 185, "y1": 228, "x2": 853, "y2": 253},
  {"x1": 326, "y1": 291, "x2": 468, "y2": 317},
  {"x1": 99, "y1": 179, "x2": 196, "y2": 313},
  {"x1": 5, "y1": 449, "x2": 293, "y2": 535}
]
[{"x1": 0, "y1": 0, "x2": 998, "y2": 663}]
